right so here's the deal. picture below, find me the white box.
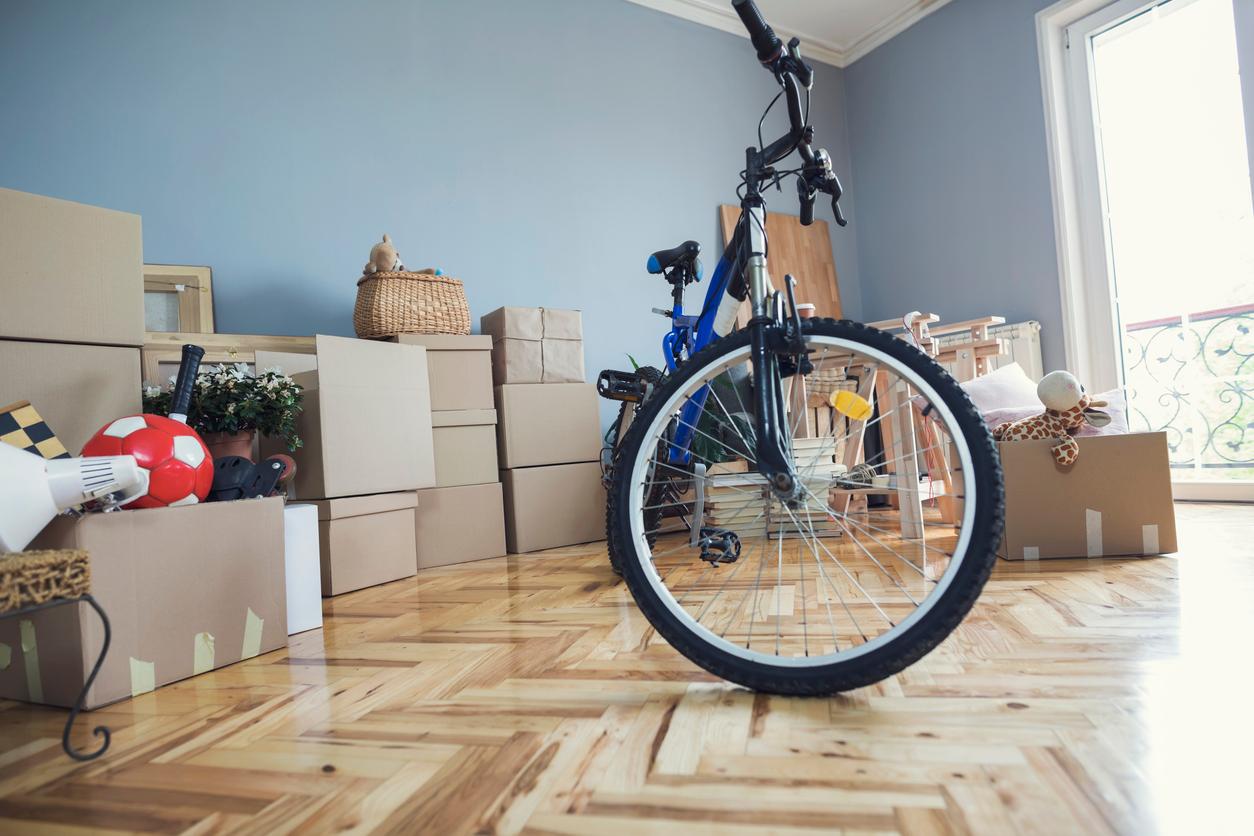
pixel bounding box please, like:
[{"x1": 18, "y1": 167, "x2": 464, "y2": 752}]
[{"x1": 284, "y1": 503, "x2": 323, "y2": 634}]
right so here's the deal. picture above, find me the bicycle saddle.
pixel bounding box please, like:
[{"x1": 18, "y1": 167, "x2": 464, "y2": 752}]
[{"x1": 647, "y1": 240, "x2": 700, "y2": 275}]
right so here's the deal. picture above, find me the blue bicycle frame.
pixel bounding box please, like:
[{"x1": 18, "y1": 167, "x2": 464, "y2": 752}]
[{"x1": 663, "y1": 247, "x2": 741, "y2": 466}]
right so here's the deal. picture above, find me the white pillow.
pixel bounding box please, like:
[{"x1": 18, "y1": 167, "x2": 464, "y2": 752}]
[{"x1": 959, "y1": 363, "x2": 1042, "y2": 414}]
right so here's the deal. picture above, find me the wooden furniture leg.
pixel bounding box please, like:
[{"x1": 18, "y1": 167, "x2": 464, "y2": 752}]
[{"x1": 889, "y1": 380, "x2": 924, "y2": 540}]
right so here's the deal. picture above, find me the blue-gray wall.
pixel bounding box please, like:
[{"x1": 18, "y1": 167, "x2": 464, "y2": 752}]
[
  {"x1": 0, "y1": 0, "x2": 859, "y2": 427},
  {"x1": 844, "y1": 0, "x2": 1067, "y2": 372}
]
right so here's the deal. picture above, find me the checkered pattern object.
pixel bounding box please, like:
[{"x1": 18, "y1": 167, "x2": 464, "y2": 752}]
[{"x1": 0, "y1": 401, "x2": 70, "y2": 459}]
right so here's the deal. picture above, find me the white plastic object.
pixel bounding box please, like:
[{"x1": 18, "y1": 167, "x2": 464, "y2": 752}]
[{"x1": 0, "y1": 443, "x2": 142, "y2": 553}]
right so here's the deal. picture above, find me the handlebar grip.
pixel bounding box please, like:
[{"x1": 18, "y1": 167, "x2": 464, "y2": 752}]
[
  {"x1": 169, "y1": 344, "x2": 205, "y2": 422},
  {"x1": 732, "y1": 0, "x2": 782, "y2": 63},
  {"x1": 797, "y1": 178, "x2": 815, "y2": 227}
]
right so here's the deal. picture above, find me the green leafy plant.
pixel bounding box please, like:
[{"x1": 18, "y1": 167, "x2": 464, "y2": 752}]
[{"x1": 143, "y1": 363, "x2": 304, "y2": 452}]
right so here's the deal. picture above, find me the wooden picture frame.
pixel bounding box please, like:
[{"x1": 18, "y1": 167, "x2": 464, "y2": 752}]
[
  {"x1": 142, "y1": 332, "x2": 317, "y2": 386},
  {"x1": 143, "y1": 264, "x2": 215, "y2": 334}
]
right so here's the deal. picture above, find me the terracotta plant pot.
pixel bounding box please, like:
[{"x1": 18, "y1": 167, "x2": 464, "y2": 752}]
[{"x1": 202, "y1": 430, "x2": 255, "y2": 461}]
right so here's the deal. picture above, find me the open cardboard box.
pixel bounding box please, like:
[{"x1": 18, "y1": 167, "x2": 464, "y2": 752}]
[
  {"x1": 998, "y1": 432, "x2": 1178, "y2": 560},
  {"x1": 0, "y1": 498, "x2": 287, "y2": 710},
  {"x1": 261, "y1": 335, "x2": 435, "y2": 500}
]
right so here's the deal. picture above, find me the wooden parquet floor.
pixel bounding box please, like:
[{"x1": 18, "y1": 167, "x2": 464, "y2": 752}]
[{"x1": 0, "y1": 502, "x2": 1250, "y2": 835}]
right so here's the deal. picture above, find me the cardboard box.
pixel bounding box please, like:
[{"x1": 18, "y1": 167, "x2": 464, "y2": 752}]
[
  {"x1": 391, "y1": 334, "x2": 493, "y2": 411},
  {"x1": 480, "y1": 306, "x2": 585, "y2": 384},
  {"x1": 284, "y1": 503, "x2": 323, "y2": 634},
  {"x1": 501, "y1": 462, "x2": 605, "y2": 553},
  {"x1": 999, "y1": 432, "x2": 1178, "y2": 560},
  {"x1": 433, "y1": 409, "x2": 499, "y2": 487},
  {"x1": 0, "y1": 339, "x2": 141, "y2": 455},
  {"x1": 0, "y1": 187, "x2": 144, "y2": 347},
  {"x1": 495, "y1": 383, "x2": 602, "y2": 469},
  {"x1": 541, "y1": 338, "x2": 586, "y2": 384},
  {"x1": 415, "y1": 482, "x2": 507, "y2": 568},
  {"x1": 261, "y1": 335, "x2": 435, "y2": 499},
  {"x1": 0, "y1": 498, "x2": 287, "y2": 710},
  {"x1": 316, "y1": 492, "x2": 419, "y2": 595}
]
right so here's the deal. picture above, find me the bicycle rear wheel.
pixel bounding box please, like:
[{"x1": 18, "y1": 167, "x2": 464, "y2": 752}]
[{"x1": 608, "y1": 319, "x2": 1004, "y2": 695}]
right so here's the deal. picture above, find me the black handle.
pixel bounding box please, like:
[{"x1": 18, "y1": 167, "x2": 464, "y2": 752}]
[
  {"x1": 797, "y1": 178, "x2": 815, "y2": 226},
  {"x1": 732, "y1": 0, "x2": 782, "y2": 63},
  {"x1": 169, "y1": 344, "x2": 205, "y2": 420}
]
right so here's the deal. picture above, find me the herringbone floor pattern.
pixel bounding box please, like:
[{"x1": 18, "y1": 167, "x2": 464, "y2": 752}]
[{"x1": 0, "y1": 503, "x2": 1249, "y2": 835}]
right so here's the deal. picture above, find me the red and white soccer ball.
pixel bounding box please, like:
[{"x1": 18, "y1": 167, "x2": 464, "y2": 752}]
[{"x1": 81, "y1": 415, "x2": 214, "y2": 509}]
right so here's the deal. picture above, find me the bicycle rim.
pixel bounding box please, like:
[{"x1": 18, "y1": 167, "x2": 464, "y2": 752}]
[{"x1": 619, "y1": 327, "x2": 983, "y2": 669}]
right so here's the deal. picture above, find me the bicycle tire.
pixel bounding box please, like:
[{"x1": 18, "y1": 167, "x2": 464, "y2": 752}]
[{"x1": 608, "y1": 318, "x2": 1004, "y2": 695}]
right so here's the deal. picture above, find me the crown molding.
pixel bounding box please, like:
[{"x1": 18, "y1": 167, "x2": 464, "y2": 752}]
[
  {"x1": 621, "y1": 0, "x2": 953, "y2": 68},
  {"x1": 841, "y1": 0, "x2": 954, "y2": 64}
]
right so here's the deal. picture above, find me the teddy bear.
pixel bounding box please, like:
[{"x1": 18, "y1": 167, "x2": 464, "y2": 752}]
[
  {"x1": 991, "y1": 370, "x2": 1110, "y2": 466},
  {"x1": 363, "y1": 234, "x2": 405, "y2": 275}
]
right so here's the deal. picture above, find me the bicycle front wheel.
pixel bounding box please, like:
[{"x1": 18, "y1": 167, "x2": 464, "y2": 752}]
[{"x1": 608, "y1": 319, "x2": 1004, "y2": 695}]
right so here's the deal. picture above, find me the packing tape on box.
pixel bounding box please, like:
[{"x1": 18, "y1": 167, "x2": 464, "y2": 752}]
[
  {"x1": 1143, "y1": 524, "x2": 1160, "y2": 555},
  {"x1": 1023, "y1": 546, "x2": 1040, "y2": 561},
  {"x1": 241, "y1": 608, "x2": 264, "y2": 660},
  {"x1": 193, "y1": 632, "x2": 216, "y2": 675},
  {"x1": 130, "y1": 658, "x2": 156, "y2": 697},
  {"x1": 1085, "y1": 509, "x2": 1103, "y2": 558},
  {"x1": 19, "y1": 620, "x2": 42, "y2": 702},
  {"x1": 0, "y1": 642, "x2": 10, "y2": 670}
]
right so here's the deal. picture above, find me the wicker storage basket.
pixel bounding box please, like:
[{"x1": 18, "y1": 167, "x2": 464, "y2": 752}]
[
  {"x1": 353, "y1": 271, "x2": 471, "y2": 338},
  {"x1": 0, "y1": 549, "x2": 90, "y2": 614}
]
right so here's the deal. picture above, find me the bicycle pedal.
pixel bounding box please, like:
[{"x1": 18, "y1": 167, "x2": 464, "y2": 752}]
[
  {"x1": 698, "y1": 528, "x2": 742, "y2": 565},
  {"x1": 597, "y1": 369, "x2": 648, "y2": 403}
]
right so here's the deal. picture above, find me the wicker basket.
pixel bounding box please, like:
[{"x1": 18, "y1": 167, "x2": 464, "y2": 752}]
[
  {"x1": 353, "y1": 271, "x2": 471, "y2": 338},
  {"x1": 0, "y1": 550, "x2": 91, "y2": 614}
]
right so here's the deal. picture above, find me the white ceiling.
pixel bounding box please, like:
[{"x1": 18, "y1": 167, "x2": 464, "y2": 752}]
[{"x1": 622, "y1": 0, "x2": 954, "y2": 67}]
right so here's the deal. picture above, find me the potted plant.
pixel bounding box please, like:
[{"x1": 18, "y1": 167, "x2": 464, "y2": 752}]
[{"x1": 143, "y1": 363, "x2": 304, "y2": 460}]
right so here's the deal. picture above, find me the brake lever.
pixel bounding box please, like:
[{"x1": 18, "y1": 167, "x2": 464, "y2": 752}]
[{"x1": 831, "y1": 193, "x2": 848, "y2": 227}]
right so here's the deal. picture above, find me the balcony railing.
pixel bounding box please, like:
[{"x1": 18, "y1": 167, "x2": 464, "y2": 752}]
[{"x1": 1123, "y1": 303, "x2": 1254, "y2": 481}]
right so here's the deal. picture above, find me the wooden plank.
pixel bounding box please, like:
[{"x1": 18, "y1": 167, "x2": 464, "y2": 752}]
[{"x1": 718, "y1": 205, "x2": 842, "y2": 325}]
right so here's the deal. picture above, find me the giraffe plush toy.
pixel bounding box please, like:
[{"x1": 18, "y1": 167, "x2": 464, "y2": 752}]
[{"x1": 991, "y1": 370, "x2": 1110, "y2": 466}]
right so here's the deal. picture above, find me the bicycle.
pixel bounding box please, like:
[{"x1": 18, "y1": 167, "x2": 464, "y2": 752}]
[{"x1": 596, "y1": 0, "x2": 1005, "y2": 696}]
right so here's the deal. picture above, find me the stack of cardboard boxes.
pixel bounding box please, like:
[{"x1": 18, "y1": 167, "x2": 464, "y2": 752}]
[
  {"x1": 393, "y1": 334, "x2": 507, "y2": 569},
  {"x1": 0, "y1": 188, "x2": 289, "y2": 709},
  {"x1": 481, "y1": 307, "x2": 605, "y2": 553},
  {"x1": 0, "y1": 188, "x2": 143, "y2": 452},
  {"x1": 259, "y1": 335, "x2": 437, "y2": 595}
]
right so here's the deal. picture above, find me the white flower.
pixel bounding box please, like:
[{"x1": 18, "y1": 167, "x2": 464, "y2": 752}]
[{"x1": 143, "y1": 385, "x2": 162, "y2": 398}]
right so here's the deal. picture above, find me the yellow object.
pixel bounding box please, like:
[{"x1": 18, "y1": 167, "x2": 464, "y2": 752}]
[{"x1": 830, "y1": 390, "x2": 873, "y2": 421}]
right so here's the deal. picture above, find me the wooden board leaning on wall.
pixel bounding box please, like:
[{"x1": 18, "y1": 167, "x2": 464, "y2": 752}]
[
  {"x1": 142, "y1": 332, "x2": 317, "y2": 385},
  {"x1": 718, "y1": 205, "x2": 842, "y2": 326}
]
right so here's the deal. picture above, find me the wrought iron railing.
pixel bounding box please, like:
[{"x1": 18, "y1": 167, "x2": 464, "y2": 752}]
[{"x1": 1123, "y1": 304, "x2": 1253, "y2": 481}]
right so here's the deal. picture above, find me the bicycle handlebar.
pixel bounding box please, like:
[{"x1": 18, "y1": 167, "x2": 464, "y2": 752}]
[
  {"x1": 732, "y1": 0, "x2": 848, "y2": 228},
  {"x1": 732, "y1": 0, "x2": 782, "y2": 63}
]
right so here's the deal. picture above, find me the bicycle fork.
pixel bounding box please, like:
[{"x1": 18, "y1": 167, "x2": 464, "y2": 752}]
[{"x1": 745, "y1": 204, "x2": 805, "y2": 500}]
